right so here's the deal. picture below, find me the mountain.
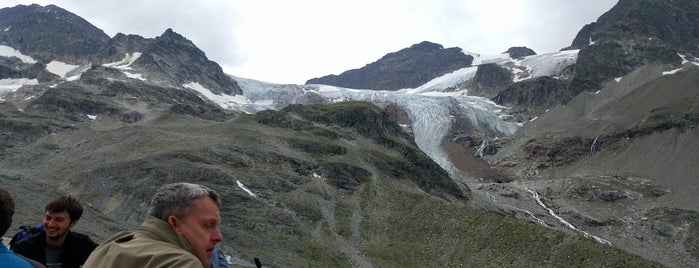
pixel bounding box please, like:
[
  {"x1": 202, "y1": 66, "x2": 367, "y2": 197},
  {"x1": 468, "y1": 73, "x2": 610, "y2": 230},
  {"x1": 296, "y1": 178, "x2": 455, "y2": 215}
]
[
  {"x1": 565, "y1": 0, "x2": 699, "y2": 98},
  {"x1": 0, "y1": 4, "x2": 110, "y2": 63},
  {"x1": 0, "y1": 4, "x2": 241, "y2": 97},
  {"x1": 306, "y1": 41, "x2": 474, "y2": 90},
  {"x1": 1, "y1": 2, "x2": 696, "y2": 267}
]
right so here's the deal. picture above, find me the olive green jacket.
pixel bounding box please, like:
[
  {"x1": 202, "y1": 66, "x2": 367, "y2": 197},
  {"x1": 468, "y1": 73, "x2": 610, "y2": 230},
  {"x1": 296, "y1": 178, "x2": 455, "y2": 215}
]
[{"x1": 83, "y1": 215, "x2": 202, "y2": 268}]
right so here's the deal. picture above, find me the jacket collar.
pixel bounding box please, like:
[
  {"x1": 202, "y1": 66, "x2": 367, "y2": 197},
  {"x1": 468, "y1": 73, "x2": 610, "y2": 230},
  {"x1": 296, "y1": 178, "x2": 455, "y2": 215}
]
[{"x1": 137, "y1": 215, "x2": 196, "y2": 255}]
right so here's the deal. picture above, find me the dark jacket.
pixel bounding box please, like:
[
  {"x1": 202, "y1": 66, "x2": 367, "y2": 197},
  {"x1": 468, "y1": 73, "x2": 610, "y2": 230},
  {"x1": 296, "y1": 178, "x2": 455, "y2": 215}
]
[{"x1": 11, "y1": 230, "x2": 97, "y2": 268}]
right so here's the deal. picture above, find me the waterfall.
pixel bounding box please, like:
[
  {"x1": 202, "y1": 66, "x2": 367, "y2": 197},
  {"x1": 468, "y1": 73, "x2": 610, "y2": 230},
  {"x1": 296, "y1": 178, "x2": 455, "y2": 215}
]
[
  {"x1": 589, "y1": 136, "x2": 599, "y2": 157},
  {"x1": 525, "y1": 188, "x2": 611, "y2": 245},
  {"x1": 475, "y1": 140, "x2": 488, "y2": 158}
]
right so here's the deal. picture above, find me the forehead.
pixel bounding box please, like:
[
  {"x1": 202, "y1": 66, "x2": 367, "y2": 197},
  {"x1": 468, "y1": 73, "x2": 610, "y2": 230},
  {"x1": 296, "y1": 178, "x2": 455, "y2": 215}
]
[
  {"x1": 186, "y1": 197, "x2": 220, "y2": 220},
  {"x1": 45, "y1": 210, "x2": 70, "y2": 218}
]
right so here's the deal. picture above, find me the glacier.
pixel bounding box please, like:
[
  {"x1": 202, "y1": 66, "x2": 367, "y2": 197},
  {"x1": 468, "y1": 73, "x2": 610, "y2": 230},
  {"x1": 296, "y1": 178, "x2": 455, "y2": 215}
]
[
  {"x1": 232, "y1": 76, "x2": 518, "y2": 180},
  {"x1": 228, "y1": 50, "x2": 579, "y2": 180}
]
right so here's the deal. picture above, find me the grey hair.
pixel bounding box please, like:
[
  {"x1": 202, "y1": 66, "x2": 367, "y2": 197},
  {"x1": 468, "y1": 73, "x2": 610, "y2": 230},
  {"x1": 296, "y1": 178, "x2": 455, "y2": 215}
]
[{"x1": 150, "y1": 182, "x2": 221, "y2": 221}]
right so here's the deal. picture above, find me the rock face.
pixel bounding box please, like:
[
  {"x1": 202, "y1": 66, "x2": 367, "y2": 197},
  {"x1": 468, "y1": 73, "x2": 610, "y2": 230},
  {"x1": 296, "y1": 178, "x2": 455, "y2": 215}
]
[
  {"x1": 505, "y1": 46, "x2": 536, "y2": 59},
  {"x1": 494, "y1": 76, "x2": 568, "y2": 121},
  {"x1": 470, "y1": 63, "x2": 514, "y2": 98},
  {"x1": 565, "y1": 0, "x2": 698, "y2": 98},
  {"x1": 0, "y1": 4, "x2": 110, "y2": 63},
  {"x1": 306, "y1": 41, "x2": 473, "y2": 90},
  {"x1": 132, "y1": 29, "x2": 241, "y2": 95}
]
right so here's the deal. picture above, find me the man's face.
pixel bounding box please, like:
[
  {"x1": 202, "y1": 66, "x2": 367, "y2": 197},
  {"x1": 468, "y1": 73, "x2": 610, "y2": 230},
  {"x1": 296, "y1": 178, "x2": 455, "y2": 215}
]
[
  {"x1": 171, "y1": 197, "x2": 222, "y2": 268},
  {"x1": 43, "y1": 210, "x2": 74, "y2": 243}
]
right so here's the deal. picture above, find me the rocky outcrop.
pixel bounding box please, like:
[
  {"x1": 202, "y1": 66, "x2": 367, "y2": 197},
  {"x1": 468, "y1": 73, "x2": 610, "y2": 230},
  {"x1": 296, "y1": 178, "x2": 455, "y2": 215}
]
[
  {"x1": 470, "y1": 63, "x2": 513, "y2": 98},
  {"x1": 505, "y1": 46, "x2": 536, "y2": 59},
  {"x1": 306, "y1": 41, "x2": 473, "y2": 90},
  {"x1": 494, "y1": 76, "x2": 567, "y2": 120}
]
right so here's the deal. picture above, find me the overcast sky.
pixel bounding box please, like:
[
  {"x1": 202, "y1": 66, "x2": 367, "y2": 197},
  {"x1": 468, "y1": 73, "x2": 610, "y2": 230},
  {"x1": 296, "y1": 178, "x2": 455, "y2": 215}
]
[{"x1": 2, "y1": 1, "x2": 618, "y2": 85}]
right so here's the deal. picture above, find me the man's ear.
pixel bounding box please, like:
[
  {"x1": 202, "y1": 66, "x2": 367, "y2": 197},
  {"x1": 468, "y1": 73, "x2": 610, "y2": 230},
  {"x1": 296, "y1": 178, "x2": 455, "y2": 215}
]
[
  {"x1": 167, "y1": 215, "x2": 181, "y2": 232},
  {"x1": 70, "y1": 220, "x2": 78, "y2": 228}
]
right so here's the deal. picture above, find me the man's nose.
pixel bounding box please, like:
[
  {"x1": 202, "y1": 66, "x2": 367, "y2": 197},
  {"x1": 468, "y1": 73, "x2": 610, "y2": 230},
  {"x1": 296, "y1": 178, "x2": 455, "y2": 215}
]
[{"x1": 212, "y1": 227, "x2": 223, "y2": 242}]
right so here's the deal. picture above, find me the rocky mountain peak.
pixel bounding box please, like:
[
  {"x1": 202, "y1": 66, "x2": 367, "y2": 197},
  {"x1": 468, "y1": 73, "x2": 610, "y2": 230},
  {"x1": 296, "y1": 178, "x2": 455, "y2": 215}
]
[
  {"x1": 0, "y1": 4, "x2": 110, "y2": 63},
  {"x1": 305, "y1": 41, "x2": 473, "y2": 90},
  {"x1": 130, "y1": 28, "x2": 241, "y2": 95},
  {"x1": 565, "y1": 0, "x2": 697, "y2": 98},
  {"x1": 407, "y1": 41, "x2": 445, "y2": 52}
]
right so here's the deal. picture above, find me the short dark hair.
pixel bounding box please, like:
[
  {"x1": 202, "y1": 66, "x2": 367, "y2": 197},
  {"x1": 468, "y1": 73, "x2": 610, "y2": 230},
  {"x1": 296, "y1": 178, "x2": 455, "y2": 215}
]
[
  {"x1": 150, "y1": 182, "x2": 220, "y2": 221},
  {"x1": 0, "y1": 188, "x2": 15, "y2": 236},
  {"x1": 45, "y1": 195, "x2": 84, "y2": 222}
]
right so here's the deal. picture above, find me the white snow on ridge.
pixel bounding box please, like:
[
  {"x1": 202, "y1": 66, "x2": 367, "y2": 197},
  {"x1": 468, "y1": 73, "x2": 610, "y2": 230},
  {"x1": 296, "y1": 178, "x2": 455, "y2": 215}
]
[
  {"x1": 402, "y1": 66, "x2": 478, "y2": 94},
  {"x1": 236, "y1": 180, "x2": 257, "y2": 197},
  {"x1": 104, "y1": 53, "x2": 146, "y2": 80},
  {"x1": 517, "y1": 49, "x2": 578, "y2": 79},
  {"x1": 47, "y1": 61, "x2": 79, "y2": 78},
  {"x1": 46, "y1": 61, "x2": 91, "y2": 81},
  {"x1": 663, "y1": 68, "x2": 682, "y2": 76},
  {"x1": 0, "y1": 45, "x2": 37, "y2": 64},
  {"x1": 183, "y1": 82, "x2": 252, "y2": 110},
  {"x1": 103, "y1": 52, "x2": 142, "y2": 70},
  {"x1": 123, "y1": 71, "x2": 146, "y2": 81},
  {"x1": 0, "y1": 78, "x2": 39, "y2": 101},
  {"x1": 465, "y1": 51, "x2": 511, "y2": 65}
]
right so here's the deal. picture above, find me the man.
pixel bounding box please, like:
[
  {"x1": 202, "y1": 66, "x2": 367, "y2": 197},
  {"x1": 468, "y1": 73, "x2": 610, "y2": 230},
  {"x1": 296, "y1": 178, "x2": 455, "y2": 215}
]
[
  {"x1": 12, "y1": 195, "x2": 97, "y2": 268},
  {"x1": 0, "y1": 187, "x2": 45, "y2": 268},
  {"x1": 84, "y1": 182, "x2": 223, "y2": 268}
]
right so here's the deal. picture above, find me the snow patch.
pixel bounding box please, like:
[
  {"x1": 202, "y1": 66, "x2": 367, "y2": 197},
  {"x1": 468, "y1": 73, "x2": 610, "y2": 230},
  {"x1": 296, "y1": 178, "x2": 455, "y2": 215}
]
[
  {"x1": 402, "y1": 66, "x2": 478, "y2": 94},
  {"x1": 236, "y1": 180, "x2": 257, "y2": 197},
  {"x1": 0, "y1": 78, "x2": 38, "y2": 101},
  {"x1": 663, "y1": 68, "x2": 682, "y2": 76},
  {"x1": 614, "y1": 77, "x2": 622, "y2": 82},
  {"x1": 0, "y1": 45, "x2": 37, "y2": 64},
  {"x1": 0, "y1": 78, "x2": 39, "y2": 98},
  {"x1": 182, "y1": 82, "x2": 252, "y2": 110},
  {"x1": 47, "y1": 61, "x2": 80, "y2": 78},
  {"x1": 4, "y1": 26, "x2": 10, "y2": 31},
  {"x1": 517, "y1": 50, "x2": 578, "y2": 79},
  {"x1": 87, "y1": 115, "x2": 97, "y2": 120},
  {"x1": 467, "y1": 52, "x2": 511, "y2": 65},
  {"x1": 122, "y1": 71, "x2": 146, "y2": 81},
  {"x1": 104, "y1": 52, "x2": 142, "y2": 70}
]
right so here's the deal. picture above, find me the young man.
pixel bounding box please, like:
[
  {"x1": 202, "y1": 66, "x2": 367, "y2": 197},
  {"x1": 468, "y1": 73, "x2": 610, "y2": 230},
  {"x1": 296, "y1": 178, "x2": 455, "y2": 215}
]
[
  {"x1": 84, "y1": 182, "x2": 223, "y2": 268},
  {"x1": 0, "y1": 187, "x2": 45, "y2": 268},
  {"x1": 11, "y1": 195, "x2": 97, "y2": 268}
]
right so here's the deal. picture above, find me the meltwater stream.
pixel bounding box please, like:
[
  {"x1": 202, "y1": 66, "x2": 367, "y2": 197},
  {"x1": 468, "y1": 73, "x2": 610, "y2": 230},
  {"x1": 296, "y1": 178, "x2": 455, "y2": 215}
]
[{"x1": 525, "y1": 188, "x2": 612, "y2": 245}]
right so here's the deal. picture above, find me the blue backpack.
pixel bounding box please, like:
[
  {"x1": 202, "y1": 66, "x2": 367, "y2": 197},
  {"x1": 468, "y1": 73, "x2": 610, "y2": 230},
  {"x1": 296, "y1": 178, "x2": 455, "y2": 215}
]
[{"x1": 8, "y1": 224, "x2": 42, "y2": 249}]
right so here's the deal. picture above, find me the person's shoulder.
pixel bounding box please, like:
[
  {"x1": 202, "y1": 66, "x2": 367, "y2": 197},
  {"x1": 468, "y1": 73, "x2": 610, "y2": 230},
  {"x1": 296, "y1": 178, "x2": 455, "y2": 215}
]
[
  {"x1": 10, "y1": 232, "x2": 42, "y2": 251},
  {"x1": 68, "y1": 231, "x2": 98, "y2": 247}
]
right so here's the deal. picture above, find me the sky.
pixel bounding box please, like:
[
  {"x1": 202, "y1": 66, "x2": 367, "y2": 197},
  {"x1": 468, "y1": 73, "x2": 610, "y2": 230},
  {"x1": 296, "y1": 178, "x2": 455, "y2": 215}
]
[{"x1": 0, "y1": 0, "x2": 618, "y2": 85}]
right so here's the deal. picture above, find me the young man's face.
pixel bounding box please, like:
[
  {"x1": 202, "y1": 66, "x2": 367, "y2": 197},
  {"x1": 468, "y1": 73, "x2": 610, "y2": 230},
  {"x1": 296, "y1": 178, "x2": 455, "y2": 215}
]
[
  {"x1": 170, "y1": 196, "x2": 222, "y2": 268},
  {"x1": 43, "y1": 210, "x2": 75, "y2": 243}
]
